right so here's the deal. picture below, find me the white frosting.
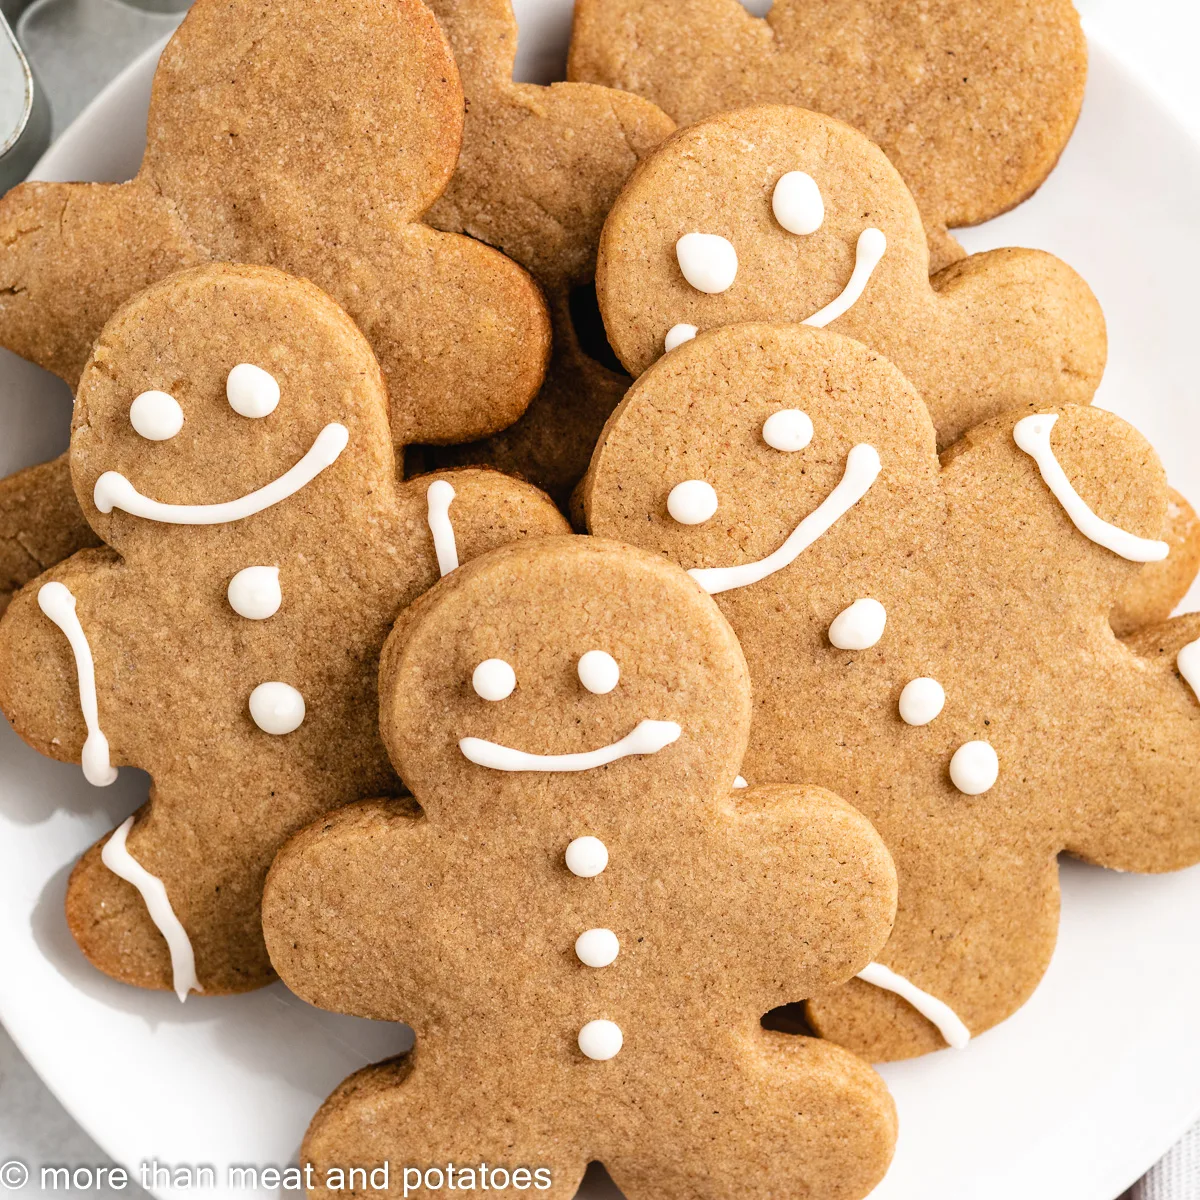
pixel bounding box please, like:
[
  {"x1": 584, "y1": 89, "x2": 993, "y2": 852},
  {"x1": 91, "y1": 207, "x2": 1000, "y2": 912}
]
[
  {"x1": 129, "y1": 390, "x2": 183, "y2": 441},
  {"x1": 575, "y1": 928, "x2": 620, "y2": 968},
  {"x1": 227, "y1": 566, "x2": 281, "y2": 620},
  {"x1": 732, "y1": 775, "x2": 748, "y2": 789},
  {"x1": 426, "y1": 480, "x2": 459, "y2": 577},
  {"x1": 1178, "y1": 639, "x2": 1200, "y2": 702},
  {"x1": 226, "y1": 364, "x2": 280, "y2": 418},
  {"x1": 676, "y1": 232, "x2": 738, "y2": 294},
  {"x1": 949, "y1": 740, "x2": 998, "y2": 795},
  {"x1": 473, "y1": 658, "x2": 516, "y2": 702},
  {"x1": 1013, "y1": 414, "x2": 1169, "y2": 562},
  {"x1": 689, "y1": 444, "x2": 881, "y2": 594},
  {"x1": 664, "y1": 323, "x2": 698, "y2": 353},
  {"x1": 762, "y1": 409, "x2": 813, "y2": 452},
  {"x1": 94, "y1": 423, "x2": 348, "y2": 525},
  {"x1": 828, "y1": 597, "x2": 886, "y2": 650},
  {"x1": 461, "y1": 718, "x2": 681, "y2": 772},
  {"x1": 248, "y1": 681, "x2": 305, "y2": 735},
  {"x1": 565, "y1": 836, "x2": 608, "y2": 878},
  {"x1": 772, "y1": 171, "x2": 824, "y2": 235},
  {"x1": 578, "y1": 1019, "x2": 623, "y2": 1060},
  {"x1": 578, "y1": 650, "x2": 620, "y2": 695},
  {"x1": 802, "y1": 228, "x2": 887, "y2": 328},
  {"x1": 857, "y1": 961, "x2": 969, "y2": 1049},
  {"x1": 899, "y1": 677, "x2": 945, "y2": 726},
  {"x1": 37, "y1": 582, "x2": 117, "y2": 787},
  {"x1": 101, "y1": 817, "x2": 200, "y2": 1002},
  {"x1": 667, "y1": 479, "x2": 718, "y2": 526}
]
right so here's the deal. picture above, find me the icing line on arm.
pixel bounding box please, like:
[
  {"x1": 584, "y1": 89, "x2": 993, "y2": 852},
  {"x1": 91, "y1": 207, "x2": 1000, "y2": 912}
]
[
  {"x1": 461, "y1": 719, "x2": 680, "y2": 772},
  {"x1": 857, "y1": 961, "x2": 970, "y2": 1049},
  {"x1": 426, "y1": 479, "x2": 459, "y2": 577}
]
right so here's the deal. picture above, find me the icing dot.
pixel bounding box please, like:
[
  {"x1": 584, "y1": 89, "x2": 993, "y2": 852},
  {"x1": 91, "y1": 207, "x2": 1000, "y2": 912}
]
[
  {"x1": 575, "y1": 928, "x2": 620, "y2": 968},
  {"x1": 227, "y1": 363, "x2": 280, "y2": 418},
  {"x1": 227, "y1": 566, "x2": 281, "y2": 620},
  {"x1": 733, "y1": 775, "x2": 748, "y2": 788},
  {"x1": 578, "y1": 1019, "x2": 623, "y2": 1061},
  {"x1": 472, "y1": 658, "x2": 516, "y2": 702},
  {"x1": 762, "y1": 409, "x2": 813, "y2": 452},
  {"x1": 565, "y1": 836, "x2": 608, "y2": 878},
  {"x1": 899, "y1": 677, "x2": 945, "y2": 726},
  {"x1": 578, "y1": 650, "x2": 620, "y2": 695},
  {"x1": 664, "y1": 323, "x2": 698, "y2": 353},
  {"x1": 248, "y1": 682, "x2": 305, "y2": 735},
  {"x1": 949, "y1": 740, "x2": 999, "y2": 795},
  {"x1": 828, "y1": 598, "x2": 887, "y2": 650},
  {"x1": 129, "y1": 390, "x2": 183, "y2": 441},
  {"x1": 667, "y1": 479, "x2": 718, "y2": 525},
  {"x1": 772, "y1": 171, "x2": 825, "y2": 235},
  {"x1": 676, "y1": 232, "x2": 738, "y2": 294},
  {"x1": 1178, "y1": 638, "x2": 1200, "y2": 702}
]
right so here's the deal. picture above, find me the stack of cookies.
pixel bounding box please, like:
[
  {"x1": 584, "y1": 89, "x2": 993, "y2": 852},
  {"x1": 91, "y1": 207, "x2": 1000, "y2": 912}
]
[{"x1": 1, "y1": 1, "x2": 1198, "y2": 1196}]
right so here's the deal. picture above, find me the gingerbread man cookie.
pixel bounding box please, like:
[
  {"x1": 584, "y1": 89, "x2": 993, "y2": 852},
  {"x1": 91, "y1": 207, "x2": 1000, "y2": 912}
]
[
  {"x1": 0, "y1": 264, "x2": 567, "y2": 996},
  {"x1": 595, "y1": 104, "x2": 1106, "y2": 450},
  {"x1": 263, "y1": 536, "x2": 898, "y2": 1199},
  {"x1": 583, "y1": 323, "x2": 1200, "y2": 1059},
  {"x1": 0, "y1": 0, "x2": 550, "y2": 605},
  {"x1": 568, "y1": 0, "x2": 1086, "y2": 270}
]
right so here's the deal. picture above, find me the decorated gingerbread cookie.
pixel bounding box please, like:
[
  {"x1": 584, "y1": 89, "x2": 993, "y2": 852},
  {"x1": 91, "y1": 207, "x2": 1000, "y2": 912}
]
[
  {"x1": 263, "y1": 536, "x2": 898, "y2": 1198},
  {"x1": 583, "y1": 323, "x2": 1200, "y2": 1059},
  {"x1": 0, "y1": 264, "x2": 568, "y2": 996},
  {"x1": 0, "y1": 0, "x2": 550, "y2": 607},
  {"x1": 568, "y1": 0, "x2": 1086, "y2": 271},
  {"x1": 595, "y1": 104, "x2": 1106, "y2": 450},
  {"x1": 407, "y1": 0, "x2": 673, "y2": 505}
]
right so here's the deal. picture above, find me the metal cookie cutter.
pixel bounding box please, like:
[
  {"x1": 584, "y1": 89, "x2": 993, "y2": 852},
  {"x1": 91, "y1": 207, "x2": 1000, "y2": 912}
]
[{"x1": 0, "y1": 0, "x2": 49, "y2": 189}]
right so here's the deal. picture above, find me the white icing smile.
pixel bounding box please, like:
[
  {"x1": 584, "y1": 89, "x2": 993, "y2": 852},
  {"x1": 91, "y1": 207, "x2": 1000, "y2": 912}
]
[
  {"x1": 460, "y1": 718, "x2": 681, "y2": 772},
  {"x1": 688, "y1": 443, "x2": 881, "y2": 595},
  {"x1": 802, "y1": 227, "x2": 887, "y2": 329},
  {"x1": 93, "y1": 422, "x2": 349, "y2": 525}
]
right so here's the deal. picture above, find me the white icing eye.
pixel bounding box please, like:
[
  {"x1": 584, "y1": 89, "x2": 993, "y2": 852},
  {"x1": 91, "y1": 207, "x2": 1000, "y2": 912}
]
[
  {"x1": 248, "y1": 681, "x2": 305, "y2": 734},
  {"x1": 733, "y1": 775, "x2": 748, "y2": 788},
  {"x1": 575, "y1": 928, "x2": 620, "y2": 968},
  {"x1": 227, "y1": 363, "x2": 280, "y2": 418},
  {"x1": 949, "y1": 740, "x2": 999, "y2": 795},
  {"x1": 762, "y1": 409, "x2": 813, "y2": 452},
  {"x1": 828, "y1": 597, "x2": 887, "y2": 650},
  {"x1": 664, "y1": 323, "x2": 698, "y2": 353},
  {"x1": 899, "y1": 677, "x2": 945, "y2": 726},
  {"x1": 129, "y1": 390, "x2": 183, "y2": 441},
  {"x1": 675, "y1": 232, "x2": 738, "y2": 294},
  {"x1": 667, "y1": 479, "x2": 718, "y2": 525},
  {"x1": 472, "y1": 658, "x2": 516, "y2": 702},
  {"x1": 578, "y1": 1019, "x2": 623, "y2": 1060},
  {"x1": 565, "y1": 835, "x2": 608, "y2": 877},
  {"x1": 773, "y1": 171, "x2": 825, "y2": 235},
  {"x1": 227, "y1": 566, "x2": 282, "y2": 620},
  {"x1": 578, "y1": 650, "x2": 619, "y2": 695}
]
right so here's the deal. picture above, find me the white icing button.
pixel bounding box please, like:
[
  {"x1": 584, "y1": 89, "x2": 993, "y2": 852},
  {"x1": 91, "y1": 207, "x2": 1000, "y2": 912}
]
[
  {"x1": 565, "y1": 836, "x2": 608, "y2": 878},
  {"x1": 733, "y1": 775, "x2": 748, "y2": 788},
  {"x1": 762, "y1": 409, "x2": 813, "y2": 452},
  {"x1": 248, "y1": 682, "x2": 305, "y2": 735},
  {"x1": 1178, "y1": 638, "x2": 1200, "y2": 702},
  {"x1": 676, "y1": 232, "x2": 738, "y2": 294},
  {"x1": 473, "y1": 658, "x2": 516, "y2": 702},
  {"x1": 129, "y1": 390, "x2": 183, "y2": 441},
  {"x1": 227, "y1": 363, "x2": 281, "y2": 418},
  {"x1": 575, "y1": 928, "x2": 620, "y2": 969},
  {"x1": 578, "y1": 650, "x2": 620, "y2": 695},
  {"x1": 227, "y1": 566, "x2": 282, "y2": 620},
  {"x1": 667, "y1": 479, "x2": 718, "y2": 525},
  {"x1": 828, "y1": 598, "x2": 887, "y2": 650},
  {"x1": 578, "y1": 1019, "x2": 623, "y2": 1060},
  {"x1": 773, "y1": 171, "x2": 825, "y2": 235},
  {"x1": 949, "y1": 740, "x2": 999, "y2": 795},
  {"x1": 664, "y1": 323, "x2": 698, "y2": 353},
  {"x1": 899, "y1": 677, "x2": 945, "y2": 726}
]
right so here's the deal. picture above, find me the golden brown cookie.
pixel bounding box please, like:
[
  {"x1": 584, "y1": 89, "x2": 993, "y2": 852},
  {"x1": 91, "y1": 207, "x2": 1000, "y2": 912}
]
[
  {"x1": 1113, "y1": 488, "x2": 1200, "y2": 636},
  {"x1": 568, "y1": 0, "x2": 1086, "y2": 270},
  {"x1": 408, "y1": 0, "x2": 673, "y2": 505},
  {"x1": 583, "y1": 323, "x2": 1200, "y2": 1060},
  {"x1": 263, "y1": 536, "x2": 898, "y2": 1199},
  {"x1": 0, "y1": 0, "x2": 550, "y2": 605},
  {"x1": 595, "y1": 104, "x2": 1106, "y2": 450},
  {"x1": 0, "y1": 264, "x2": 567, "y2": 996}
]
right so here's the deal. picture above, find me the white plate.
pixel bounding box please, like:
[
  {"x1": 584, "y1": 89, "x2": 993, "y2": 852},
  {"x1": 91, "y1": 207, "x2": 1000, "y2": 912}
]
[{"x1": 2, "y1": 12, "x2": 1200, "y2": 1200}]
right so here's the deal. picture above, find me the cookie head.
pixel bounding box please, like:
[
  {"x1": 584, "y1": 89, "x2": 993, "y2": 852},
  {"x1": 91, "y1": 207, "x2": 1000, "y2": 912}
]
[{"x1": 381, "y1": 537, "x2": 752, "y2": 813}]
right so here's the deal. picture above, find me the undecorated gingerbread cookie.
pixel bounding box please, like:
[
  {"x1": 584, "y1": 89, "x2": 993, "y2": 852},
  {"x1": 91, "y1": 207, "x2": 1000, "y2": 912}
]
[
  {"x1": 0, "y1": 264, "x2": 567, "y2": 996},
  {"x1": 583, "y1": 323, "x2": 1200, "y2": 1059}
]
